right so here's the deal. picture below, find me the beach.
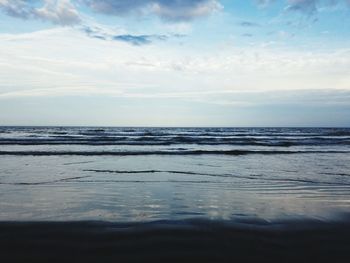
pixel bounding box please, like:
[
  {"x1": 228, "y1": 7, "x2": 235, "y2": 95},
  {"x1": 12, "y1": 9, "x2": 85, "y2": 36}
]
[{"x1": 1, "y1": 218, "x2": 350, "y2": 263}]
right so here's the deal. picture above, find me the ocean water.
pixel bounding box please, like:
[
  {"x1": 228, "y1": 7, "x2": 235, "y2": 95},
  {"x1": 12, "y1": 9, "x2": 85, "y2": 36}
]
[{"x1": 0, "y1": 126, "x2": 350, "y2": 221}]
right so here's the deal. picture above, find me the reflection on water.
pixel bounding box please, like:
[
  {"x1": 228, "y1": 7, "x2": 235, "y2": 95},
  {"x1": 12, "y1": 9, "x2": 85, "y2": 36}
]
[{"x1": 1, "y1": 153, "x2": 350, "y2": 221}]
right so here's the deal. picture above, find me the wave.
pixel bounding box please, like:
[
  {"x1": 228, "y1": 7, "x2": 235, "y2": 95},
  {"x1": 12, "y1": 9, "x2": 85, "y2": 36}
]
[
  {"x1": 83, "y1": 169, "x2": 232, "y2": 177},
  {"x1": 0, "y1": 138, "x2": 349, "y2": 146},
  {"x1": 320, "y1": 172, "x2": 350, "y2": 177},
  {"x1": 3, "y1": 178, "x2": 349, "y2": 186},
  {"x1": 0, "y1": 176, "x2": 91, "y2": 186},
  {"x1": 0, "y1": 150, "x2": 349, "y2": 156},
  {"x1": 83, "y1": 169, "x2": 350, "y2": 186},
  {"x1": 325, "y1": 131, "x2": 350, "y2": 136},
  {"x1": 1, "y1": 127, "x2": 350, "y2": 148}
]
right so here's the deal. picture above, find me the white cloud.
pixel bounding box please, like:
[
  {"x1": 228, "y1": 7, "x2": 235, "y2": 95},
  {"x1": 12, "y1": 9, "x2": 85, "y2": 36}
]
[
  {"x1": 35, "y1": 0, "x2": 81, "y2": 25},
  {"x1": 0, "y1": 0, "x2": 80, "y2": 25},
  {"x1": 83, "y1": 0, "x2": 222, "y2": 21},
  {"x1": 0, "y1": 28, "x2": 349, "y2": 102},
  {"x1": 0, "y1": 0, "x2": 221, "y2": 25}
]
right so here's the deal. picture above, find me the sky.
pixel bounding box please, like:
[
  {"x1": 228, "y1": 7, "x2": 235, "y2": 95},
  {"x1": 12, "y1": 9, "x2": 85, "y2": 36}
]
[{"x1": 0, "y1": 0, "x2": 349, "y2": 127}]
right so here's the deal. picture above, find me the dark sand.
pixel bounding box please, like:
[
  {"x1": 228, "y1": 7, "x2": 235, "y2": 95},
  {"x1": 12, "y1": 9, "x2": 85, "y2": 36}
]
[{"x1": 1, "y1": 218, "x2": 350, "y2": 263}]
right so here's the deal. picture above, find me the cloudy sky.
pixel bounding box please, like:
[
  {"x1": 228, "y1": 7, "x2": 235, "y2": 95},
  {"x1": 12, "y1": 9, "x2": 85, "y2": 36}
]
[{"x1": 0, "y1": 0, "x2": 349, "y2": 126}]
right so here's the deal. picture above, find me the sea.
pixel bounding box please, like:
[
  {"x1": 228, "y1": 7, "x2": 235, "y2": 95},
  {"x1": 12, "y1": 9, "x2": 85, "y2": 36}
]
[{"x1": 0, "y1": 126, "x2": 350, "y2": 222}]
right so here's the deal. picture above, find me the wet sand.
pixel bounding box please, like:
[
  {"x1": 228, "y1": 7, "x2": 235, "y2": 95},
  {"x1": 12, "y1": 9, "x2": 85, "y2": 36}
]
[{"x1": 1, "y1": 218, "x2": 350, "y2": 263}]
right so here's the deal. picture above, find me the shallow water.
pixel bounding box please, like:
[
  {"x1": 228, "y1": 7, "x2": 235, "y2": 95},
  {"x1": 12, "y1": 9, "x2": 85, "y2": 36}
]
[{"x1": 0, "y1": 127, "x2": 350, "y2": 221}]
